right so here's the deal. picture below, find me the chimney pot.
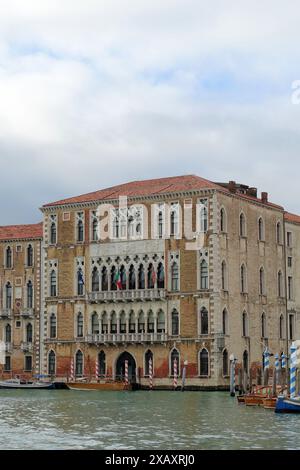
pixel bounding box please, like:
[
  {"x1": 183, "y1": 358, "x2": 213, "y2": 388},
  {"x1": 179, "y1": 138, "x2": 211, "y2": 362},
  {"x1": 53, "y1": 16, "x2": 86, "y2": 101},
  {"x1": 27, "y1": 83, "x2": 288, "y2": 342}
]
[
  {"x1": 228, "y1": 181, "x2": 236, "y2": 193},
  {"x1": 261, "y1": 192, "x2": 268, "y2": 203}
]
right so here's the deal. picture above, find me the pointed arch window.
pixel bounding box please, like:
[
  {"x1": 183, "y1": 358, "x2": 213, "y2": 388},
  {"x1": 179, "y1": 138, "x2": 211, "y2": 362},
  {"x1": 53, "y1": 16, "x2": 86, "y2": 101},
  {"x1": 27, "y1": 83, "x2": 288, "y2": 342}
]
[
  {"x1": 6, "y1": 247, "x2": 12, "y2": 269},
  {"x1": 200, "y1": 307, "x2": 209, "y2": 335},
  {"x1": 91, "y1": 312, "x2": 99, "y2": 335},
  {"x1": 259, "y1": 267, "x2": 265, "y2": 295},
  {"x1": 129, "y1": 310, "x2": 135, "y2": 333},
  {"x1": 92, "y1": 267, "x2": 100, "y2": 292},
  {"x1": 258, "y1": 218, "x2": 264, "y2": 241},
  {"x1": 101, "y1": 312, "x2": 108, "y2": 334},
  {"x1": 98, "y1": 351, "x2": 106, "y2": 376},
  {"x1": 278, "y1": 270, "x2": 283, "y2": 297},
  {"x1": 171, "y1": 309, "x2": 179, "y2": 336},
  {"x1": 27, "y1": 244, "x2": 33, "y2": 267},
  {"x1": 101, "y1": 267, "x2": 108, "y2": 291},
  {"x1": 50, "y1": 222, "x2": 57, "y2": 245},
  {"x1": 221, "y1": 261, "x2": 227, "y2": 290},
  {"x1": 199, "y1": 349, "x2": 209, "y2": 377},
  {"x1": 222, "y1": 308, "x2": 228, "y2": 335},
  {"x1": 48, "y1": 350, "x2": 56, "y2": 375},
  {"x1": 50, "y1": 270, "x2": 57, "y2": 297},
  {"x1": 148, "y1": 264, "x2": 155, "y2": 289},
  {"x1": 111, "y1": 267, "x2": 117, "y2": 291},
  {"x1": 147, "y1": 310, "x2": 155, "y2": 333},
  {"x1": 5, "y1": 324, "x2": 11, "y2": 343},
  {"x1": 240, "y1": 265, "x2": 247, "y2": 293},
  {"x1": 223, "y1": 349, "x2": 229, "y2": 376},
  {"x1": 138, "y1": 265, "x2": 145, "y2": 290},
  {"x1": 75, "y1": 350, "x2": 83, "y2": 376},
  {"x1": 157, "y1": 310, "x2": 165, "y2": 333},
  {"x1": 276, "y1": 222, "x2": 282, "y2": 244},
  {"x1": 119, "y1": 311, "x2": 126, "y2": 334},
  {"x1": 242, "y1": 311, "x2": 248, "y2": 337},
  {"x1": 199, "y1": 200, "x2": 208, "y2": 233},
  {"x1": 157, "y1": 263, "x2": 165, "y2": 289},
  {"x1": 129, "y1": 265, "x2": 136, "y2": 290},
  {"x1": 158, "y1": 210, "x2": 164, "y2": 239},
  {"x1": 77, "y1": 213, "x2": 84, "y2": 242},
  {"x1": 26, "y1": 323, "x2": 33, "y2": 343},
  {"x1": 145, "y1": 350, "x2": 153, "y2": 376},
  {"x1": 120, "y1": 265, "x2": 126, "y2": 290},
  {"x1": 170, "y1": 203, "x2": 179, "y2": 237},
  {"x1": 240, "y1": 213, "x2": 246, "y2": 237},
  {"x1": 279, "y1": 314, "x2": 285, "y2": 339},
  {"x1": 200, "y1": 260, "x2": 208, "y2": 290},
  {"x1": 92, "y1": 213, "x2": 98, "y2": 241},
  {"x1": 261, "y1": 312, "x2": 267, "y2": 339},
  {"x1": 138, "y1": 311, "x2": 145, "y2": 333},
  {"x1": 220, "y1": 208, "x2": 226, "y2": 232},
  {"x1": 170, "y1": 348, "x2": 180, "y2": 376},
  {"x1": 110, "y1": 312, "x2": 117, "y2": 334},
  {"x1": 50, "y1": 313, "x2": 57, "y2": 339},
  {"x1": 77, "y1": 312, "x2": 84, "y2": 338},
  {"x1": 5, "y1": 282, "x2": 12, "y2": 309},
  {"x1": 77, "y1": 269, "x2": 84, "y2": 296},
  {"x1": 27, "y1": 281, "x2": 33, "y2": 308},
  {"x1": 171, "y1": 262, "x2": 179, "y2": 291}
]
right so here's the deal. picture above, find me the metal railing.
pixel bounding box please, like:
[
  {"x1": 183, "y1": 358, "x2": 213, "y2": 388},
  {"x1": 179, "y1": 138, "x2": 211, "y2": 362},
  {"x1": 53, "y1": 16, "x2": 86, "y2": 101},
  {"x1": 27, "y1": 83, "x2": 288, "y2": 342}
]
[
  {"x1": 87, "y1": 288, "x2": 166, "y2": 303},
  {"x1": 20, "y1": 308, "x2": 34, "y2": 318}
]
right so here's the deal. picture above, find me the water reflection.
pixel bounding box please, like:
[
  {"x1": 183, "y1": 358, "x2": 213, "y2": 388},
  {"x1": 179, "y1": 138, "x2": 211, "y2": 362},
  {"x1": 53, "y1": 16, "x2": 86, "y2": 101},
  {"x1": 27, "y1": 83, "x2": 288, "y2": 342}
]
[{"x1": 0, "y1": 390, "x2": 300, "y2": 449}]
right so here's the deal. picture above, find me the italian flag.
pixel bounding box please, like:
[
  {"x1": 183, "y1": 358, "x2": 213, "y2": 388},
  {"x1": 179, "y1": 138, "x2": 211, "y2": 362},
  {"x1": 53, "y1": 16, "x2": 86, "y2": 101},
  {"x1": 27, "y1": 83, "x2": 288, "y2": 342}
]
[{"x1": 115, "y1": 270, "x2": 122, "y2": 290}]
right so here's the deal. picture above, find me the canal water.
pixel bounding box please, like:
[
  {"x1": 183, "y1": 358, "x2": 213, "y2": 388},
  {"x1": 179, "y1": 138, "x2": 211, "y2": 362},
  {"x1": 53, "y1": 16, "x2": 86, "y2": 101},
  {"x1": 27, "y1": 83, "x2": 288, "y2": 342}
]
[{"x1": 0, "y1": 390, "x2": 300, "y2": 450}]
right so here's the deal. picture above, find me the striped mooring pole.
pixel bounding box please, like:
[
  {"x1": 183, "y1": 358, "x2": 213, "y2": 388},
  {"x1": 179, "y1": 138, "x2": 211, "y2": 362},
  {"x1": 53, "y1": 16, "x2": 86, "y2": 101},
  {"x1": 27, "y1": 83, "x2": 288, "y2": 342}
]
[
  {"x1": 281, "y1": 352, "x2": 286, "y2": 369},
  {"x1": 95, "y1": 359, "x2": 99, "y2": 381},
  {"x1": 264, "y1": 348, "x2": 270, "y2": 369},
  {"x1": 275, "y1": 353, "x2": 280, "y2": 383},
  {"x1": 70, "y1": 359, "x2": 74, "y2": 382},
  {"x1": 173, "y1": 359, "x2": 178, "y2": 390},
  {"x1": 124, "y1": 360, "x2": 129, "y2": 386},
  {"x1": 290, "y1": 343, "x2": 297, "y2": 398},
  {"x1": 149, "y1": 358, "x2": 153, "y2": 390},
  {"x1": 230, "y1": 356, "x2": 236, "y2": 397}
]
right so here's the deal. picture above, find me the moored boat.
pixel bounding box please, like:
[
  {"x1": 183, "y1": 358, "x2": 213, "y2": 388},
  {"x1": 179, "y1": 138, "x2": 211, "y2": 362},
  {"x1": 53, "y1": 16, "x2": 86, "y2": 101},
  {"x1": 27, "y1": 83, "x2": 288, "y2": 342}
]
[
  {"x1": 262, "y1": 397, "x2": 277, "y2": 409},
  {"x1": 0, "y1": 379, "x2": 54, "y2": 389},
  {"x1": 237, "y1": 395, "x2": 245, "y2": 404},
  {"x1": 244, "y1": 395, "x2": 265, "y2": 406},
  {"x1": 66, "y1": 381, "x2": 132, "y2": 391},
  {"x1": 275, "y1": 396, "x2": 300, "y2": 413}
]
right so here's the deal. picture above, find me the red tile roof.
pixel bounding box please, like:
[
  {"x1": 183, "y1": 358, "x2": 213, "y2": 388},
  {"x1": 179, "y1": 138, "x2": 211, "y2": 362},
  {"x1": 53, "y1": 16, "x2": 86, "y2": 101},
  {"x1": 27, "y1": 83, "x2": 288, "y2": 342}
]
[
  {"x1": 285, "y1": 212, "x2": 300, "y2": 224},
  {"x1": 42, "y1": 175, "x2": 220, "y2": 207},
  {"x1": 0, "y1": 222, "x2": 43, "y2": 241},
  {"x1": 42, "y1": 174, "x2": 283, "y2": 211}
]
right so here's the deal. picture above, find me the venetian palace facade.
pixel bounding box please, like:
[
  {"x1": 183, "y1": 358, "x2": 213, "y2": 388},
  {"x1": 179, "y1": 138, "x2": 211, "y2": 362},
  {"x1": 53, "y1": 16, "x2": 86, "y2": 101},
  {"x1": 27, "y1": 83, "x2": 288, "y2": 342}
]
[{"x1": 1, "y1": 175, "x2": 300, "y2": 389}]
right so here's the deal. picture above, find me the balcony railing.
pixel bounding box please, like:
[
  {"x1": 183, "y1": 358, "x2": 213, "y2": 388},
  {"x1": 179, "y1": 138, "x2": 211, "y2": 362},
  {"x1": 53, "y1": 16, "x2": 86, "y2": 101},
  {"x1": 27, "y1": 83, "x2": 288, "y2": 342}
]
[
  {"x1": 85, "y1": 332, "x2": 167, "y2": 344},
  {"x1": 20, "y1": 308, "x2": 34, "y2": 318},
  {"x1": 0, "y1": 309, "x2": 12, "y2": 319},
  {"x1": 5, "y1": 342, "x2": 12, "y2": 353},
  {"x1": 87, "y1": 289, "x2": 166, "y2": 303},
  {"x1": 21, "y1": 342, "x2": 34, "y2": 352}
]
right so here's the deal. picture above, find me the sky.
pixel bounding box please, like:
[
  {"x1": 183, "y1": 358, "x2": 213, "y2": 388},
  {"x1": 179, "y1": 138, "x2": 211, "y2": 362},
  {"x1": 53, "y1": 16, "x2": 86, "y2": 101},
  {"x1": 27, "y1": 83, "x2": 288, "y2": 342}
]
[{"x1": 1, "y1": 0, "x2": 300, "y2": 224}]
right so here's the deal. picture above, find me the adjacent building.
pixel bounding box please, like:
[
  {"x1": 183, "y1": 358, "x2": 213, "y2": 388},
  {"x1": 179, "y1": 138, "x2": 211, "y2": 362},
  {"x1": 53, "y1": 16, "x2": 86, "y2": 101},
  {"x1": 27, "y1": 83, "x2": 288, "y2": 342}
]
[{"x1": 0, "y1": 223, "x2": 43, "y2": 377}]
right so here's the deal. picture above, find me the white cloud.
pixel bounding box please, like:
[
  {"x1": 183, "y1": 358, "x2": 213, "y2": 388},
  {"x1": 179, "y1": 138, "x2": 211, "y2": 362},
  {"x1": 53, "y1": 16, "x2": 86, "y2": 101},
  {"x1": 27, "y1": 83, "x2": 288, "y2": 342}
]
[{"x1": 0, "y1": 1, "x2": 299, "y2": 223}]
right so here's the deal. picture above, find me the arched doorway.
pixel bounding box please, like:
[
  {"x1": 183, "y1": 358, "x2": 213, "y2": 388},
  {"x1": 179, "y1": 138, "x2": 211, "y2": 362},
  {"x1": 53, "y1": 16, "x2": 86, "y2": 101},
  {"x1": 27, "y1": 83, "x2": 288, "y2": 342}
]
[{"x1": 116, "y1": 352, "x2": 136, "y2": 382}]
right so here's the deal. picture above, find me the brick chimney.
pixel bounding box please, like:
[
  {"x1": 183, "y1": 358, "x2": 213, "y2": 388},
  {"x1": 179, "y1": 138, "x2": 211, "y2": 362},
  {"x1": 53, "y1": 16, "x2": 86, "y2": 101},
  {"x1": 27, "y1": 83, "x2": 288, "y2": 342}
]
[
  {"x1": 261, "y1": 192, "x2": 268, "y2": 204},
  {"x1": 228, "y1": 181, "x2": 236, "y2": 193}
]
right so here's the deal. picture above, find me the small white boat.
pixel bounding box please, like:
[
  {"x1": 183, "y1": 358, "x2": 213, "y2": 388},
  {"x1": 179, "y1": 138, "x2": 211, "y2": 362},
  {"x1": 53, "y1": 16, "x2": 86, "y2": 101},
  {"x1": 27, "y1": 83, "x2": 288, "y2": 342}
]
[{"x1": 0, "y1": 379, "x2": 54, "y2": 389}]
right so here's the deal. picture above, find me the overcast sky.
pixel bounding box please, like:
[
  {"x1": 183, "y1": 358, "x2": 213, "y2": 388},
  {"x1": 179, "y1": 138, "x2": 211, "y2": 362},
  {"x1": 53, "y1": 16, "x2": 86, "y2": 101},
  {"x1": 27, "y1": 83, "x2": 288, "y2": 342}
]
[{"x1": 0, "y1": 0, "x2": 300, "y2": 224}]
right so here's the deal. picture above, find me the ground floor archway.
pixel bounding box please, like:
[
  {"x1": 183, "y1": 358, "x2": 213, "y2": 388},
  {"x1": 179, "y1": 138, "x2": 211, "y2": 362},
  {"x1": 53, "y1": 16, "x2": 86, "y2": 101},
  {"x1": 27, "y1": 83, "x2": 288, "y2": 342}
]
[{"x1": 115, "y1": 351, "x2": 136, "y2": 382}]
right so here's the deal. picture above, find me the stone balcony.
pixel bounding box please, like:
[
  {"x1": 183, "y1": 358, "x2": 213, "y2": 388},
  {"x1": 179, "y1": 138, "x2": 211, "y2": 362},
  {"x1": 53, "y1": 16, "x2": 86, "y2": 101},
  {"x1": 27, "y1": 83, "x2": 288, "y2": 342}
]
[
  {"x1": 87, "y1": 288, "x2": 167, "y2": 303},
  {"x1": 0, "y1": 309, "x2": 12, "y2": 319},
  {"x1": 20, "y1": 308, "x2": 34, "y2": 318},
  {"x1": 85, "y1": 332, "x2": 167, "y2": 344},
  {"x1": 21, "y1": 342, "x2": 34, "y2": 352}
]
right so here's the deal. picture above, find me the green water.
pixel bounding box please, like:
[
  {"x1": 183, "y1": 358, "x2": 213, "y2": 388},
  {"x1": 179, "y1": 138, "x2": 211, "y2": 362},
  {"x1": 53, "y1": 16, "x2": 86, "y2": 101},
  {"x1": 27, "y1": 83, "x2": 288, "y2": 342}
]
[{"x1": 0, "y1": 390, "x2": 299, "y2": 450}]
